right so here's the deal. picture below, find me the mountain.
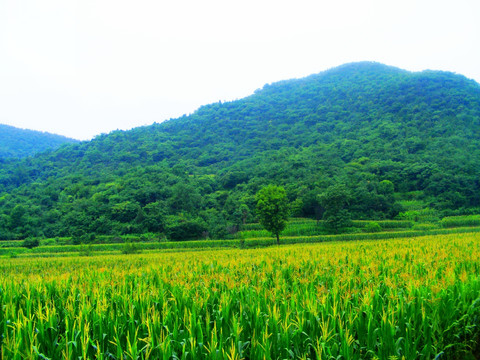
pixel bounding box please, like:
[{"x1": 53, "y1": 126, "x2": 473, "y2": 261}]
[
  {"x1": 0, "y1": 124, "x2": 79, "y2": 159},
  {"x1": 1, "y1": 62, "x2": 479, "y2": 240}
]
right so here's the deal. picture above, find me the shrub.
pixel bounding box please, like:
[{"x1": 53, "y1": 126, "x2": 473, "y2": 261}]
[
  {"x1": 397, "y1": 208, "x2": 440, "y2": 222},
  {"x1": 364, "y1": 222, "x2": 382, "y2": 233},
  {"x1": 110, "y1": 236, "x2": 124, "y2": 244},
  {"x1": 78, "y1": 243, "x2": 94, "y2": 256},
  {"x1": 41, "y1": 239, "x2": 56, "y2": 246},
  {"x1": 121, "y1": 241, "x2": 140, "y2": 255},
  {"x1": 166, "y1": 219, "x2": 207, "y2": 241},
  {"x1": 22, "y1": 237, "x2": 40, "y2": 249},
  {"x1": 157, "y1": 233, "x2": 167, "y2": 242},
  {"x1": 238, "y1": 238, "x2": 246, "y2": 249}
]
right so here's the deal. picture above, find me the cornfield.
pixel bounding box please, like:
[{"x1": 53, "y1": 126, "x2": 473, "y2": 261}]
[
  {"x1": 236, "y1": 219, "x2": 414, "y2": 239},
  {"x1": 1, "y1": 232, "x2": 480, "y2": 359}
]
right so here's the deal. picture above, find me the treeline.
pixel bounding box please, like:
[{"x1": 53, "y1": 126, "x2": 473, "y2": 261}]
[
  {"x1": 0, "y1": 124, "x2": 79, "y2": 159},
  {"x1": 0, "y1": 62, "x2": 479, "y2": 240},
  {"x1": 0, "y1": 164, "x2": 401, "y2": 240}
]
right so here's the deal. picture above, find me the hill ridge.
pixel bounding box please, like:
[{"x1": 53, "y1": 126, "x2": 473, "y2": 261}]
[
  {"x1": 0, "y1": 62, "x2": 479, "y2": 240},
  {"x1": 0, "y1": 123, "x2": 80, "y2": 160}
]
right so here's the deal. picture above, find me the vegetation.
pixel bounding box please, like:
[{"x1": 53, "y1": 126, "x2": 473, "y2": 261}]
[
  {"x1": 0, "y1": 62, "x2": 479, "y2": 241},
  {"x1": 21, "y1": 237, "x2": 39, "y2": 249},
  {"x1": 440, "y1": 215, "x2": 480, "y2": 228},
  {"x1": 1, "y1": 62, "x2": 480, "y2": 357},
  {"x1": 318, "y1": 184, "x2": 352, "y2": 233},
  {"x1": 121, "y1": 241, "x2": 141, "y2": 254},
  {"x1": 0, "y1": 124, "x2": 79, "y2": 159},
  {"x1": 255, "y1": 185, "x2": 290, "y2": 244},
  {"x1": 0, "y1": 215, "x2": 478, "y2": 257},
  {"x1": 363, "y1": 221, "x2": 382, "y2": 233},
  {"x1": 1, "y1": 233, "x2": 480, "y2": 359}
]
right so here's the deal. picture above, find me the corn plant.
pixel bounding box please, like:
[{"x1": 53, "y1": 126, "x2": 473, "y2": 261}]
[{"x1": 1, "y1": 233, "x2": 480, "y2": 359}]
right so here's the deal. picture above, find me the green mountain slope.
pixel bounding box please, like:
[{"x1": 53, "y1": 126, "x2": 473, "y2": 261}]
[
  {"x1": 0, "y1": 124, "x2": 79, "y2": 159},
  {"x1": 1, "y1": 62, "x2": 479, "y2": 240}
]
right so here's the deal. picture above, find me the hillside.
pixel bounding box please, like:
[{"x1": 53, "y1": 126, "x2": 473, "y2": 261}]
[
  {"x1": 0, "y1": 124, "x2": 79, "y2": 159},
  {"x1": 1, "y1": 62, "x2": 480, "y2": 240}
]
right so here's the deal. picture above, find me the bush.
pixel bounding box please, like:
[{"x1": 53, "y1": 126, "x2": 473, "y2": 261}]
[
  {"x1": 238, "y1": 238, "x2": 246, "y2": 249},
  {"x1": 166, "y1": 219, "x2": 207, "y2": 241},
  {"x1": 363, "y1": 222, "x2": 382, "y2": 233},
  {"x1": 78, "y1": 243, "x2": 94, "y2": 256},
  {"x1": 121, "y1": 242, "x2": 140, "y2": 255},
  {"x1": 55, "y1": 237, "x2": 69, "y2": 245},
  {"x1": 41, "y1": 239, "x2": 56, "y2": 246},
  {"x1": 323, "y1": 210, "x2": 352, "y2": 233},
  {"x1": 397, "y1": 208, "x2": 440, "y2": 222},
  {"x1": 22, "y1": 237, "x2": 40, "y2": 249},
  {"x1": 108, "y1": 236, "x2": 124, "y2": 244}
]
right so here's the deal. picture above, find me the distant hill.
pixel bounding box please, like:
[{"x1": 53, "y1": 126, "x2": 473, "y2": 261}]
[
  {"x1": 0, "y1": 124, "x2": 79, "y2": 159},
  {"x1": 1, "y1": 62, "x2": 480, "y2": 240}
]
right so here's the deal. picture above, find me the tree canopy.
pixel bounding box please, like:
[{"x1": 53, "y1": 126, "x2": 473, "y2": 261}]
[
  {"x1": 256, "y1": 185, "x2": 290, "y2": 244},
  {"x1": 0, "y1": 62, "x2": 480, "y2": 240},
  {"x1": 0, "y1": 124, "x2": 78, "y2": 159}
]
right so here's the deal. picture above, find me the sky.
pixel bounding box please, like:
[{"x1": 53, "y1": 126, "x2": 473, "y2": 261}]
[{"x1": 0, "y1": 0, "x2": 479, "y2": 140}]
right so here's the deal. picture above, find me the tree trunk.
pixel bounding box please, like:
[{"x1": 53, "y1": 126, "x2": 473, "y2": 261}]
[{"x1": 276, "y1": 233, "x2": 280, "y2": 245}]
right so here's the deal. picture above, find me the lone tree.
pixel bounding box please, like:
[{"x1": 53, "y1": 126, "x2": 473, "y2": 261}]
[{"x1": 256, "y1": 185, "x2": 289, "y2": 244}]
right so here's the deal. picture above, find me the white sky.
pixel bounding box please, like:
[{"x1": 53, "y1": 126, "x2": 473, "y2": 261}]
[{"x1": 0, "y1": 0, "x2": 479, "y2": 140}]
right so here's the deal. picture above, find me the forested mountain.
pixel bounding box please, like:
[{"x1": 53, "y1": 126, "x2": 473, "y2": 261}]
[
  {"x1": 1, "y1": 62, "x2": 479, "y2": 240},
  {"x1": 0, "y1": 124, "x2": 79, "y2": 159}
]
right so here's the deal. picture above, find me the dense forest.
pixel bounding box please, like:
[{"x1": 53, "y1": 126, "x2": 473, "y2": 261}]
[
  {"x1": 0, "y1": 124, "x2": 79, "y2": 159},
  {"x1": 1, "y1": 62, "x2": 479, "y2": 241}
]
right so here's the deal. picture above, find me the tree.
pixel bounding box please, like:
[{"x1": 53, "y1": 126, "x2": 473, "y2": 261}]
[
  {"x1": 9, "y1": 204, "x2": 26, "y2": 230},
  {"x1": 111, "y1": 201, "x2": 140, "y2": 223},
  {"x1": 318, "y1": 184, "x2": 352, "y2": 233},
  {"x1": 169, "y1": 183, "x2": 202, "y2": 214},
  {"x1": 142, "y1": 202, "x2": 166, "y2": 233},
  {"x1": 22, "y1": 237, "x2": 39, "y2": 249},
  {"x1": 255, "y1": 185, "x2": 289, "y2": 244},
  {"x1": 378, "y1": 180, "x2": 394, "y2": 195},
  {"x1": 165, "y1": 215, "x2": 207, "y2": 241}
]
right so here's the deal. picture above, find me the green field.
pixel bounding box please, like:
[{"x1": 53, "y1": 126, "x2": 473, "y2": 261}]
[
  {"x1": 2, "y1": 216, "x2": 480, "y2": 259},
  {"x1": 1, "y1": 231, "x2": 480, "y2": 359}
]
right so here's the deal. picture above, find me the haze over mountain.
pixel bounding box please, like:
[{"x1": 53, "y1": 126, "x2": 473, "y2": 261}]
[
  {"x1": 0, "y1": 124, "x2": 79, "y2": 160},
  {"x1": 1, "y1": 62, "x2": 479, "y2": 240}
]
